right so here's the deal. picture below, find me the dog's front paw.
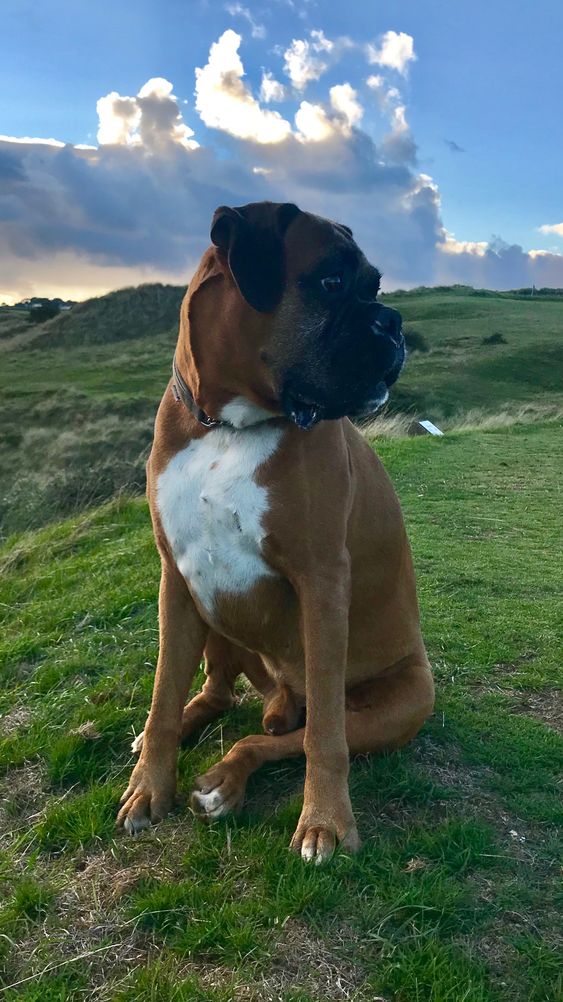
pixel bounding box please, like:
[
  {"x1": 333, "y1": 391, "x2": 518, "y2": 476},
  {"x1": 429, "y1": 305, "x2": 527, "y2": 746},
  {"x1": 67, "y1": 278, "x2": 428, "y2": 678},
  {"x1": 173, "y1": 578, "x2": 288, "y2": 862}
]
[
  {"x1": 290, "y1": 805, "x2": 361, "y2": 864},
  {"x1": 190, "y1": 760, "x2": 246, "y2": 820},
  {"x1": 116, "y1": 760, "x2": 176, "y2": 835}
]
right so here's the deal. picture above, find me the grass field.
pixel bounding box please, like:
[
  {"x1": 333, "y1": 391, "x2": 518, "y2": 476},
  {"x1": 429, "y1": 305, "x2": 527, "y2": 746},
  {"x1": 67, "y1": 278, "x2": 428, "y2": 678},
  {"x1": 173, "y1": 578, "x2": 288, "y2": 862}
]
[
  {"x1": 1, "y1": 421, "x2": 561, "y2": 1001},
  {"x1": 0, "y1": 285, "x2": 562, "y2": 538}
]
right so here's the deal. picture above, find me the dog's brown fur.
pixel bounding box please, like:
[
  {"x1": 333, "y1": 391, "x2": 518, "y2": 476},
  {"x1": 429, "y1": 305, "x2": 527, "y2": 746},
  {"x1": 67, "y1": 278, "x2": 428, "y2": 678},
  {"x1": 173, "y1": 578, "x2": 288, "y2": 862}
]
[{"x1": 117, "y1": 203, "x2": 434, "y2": 861}]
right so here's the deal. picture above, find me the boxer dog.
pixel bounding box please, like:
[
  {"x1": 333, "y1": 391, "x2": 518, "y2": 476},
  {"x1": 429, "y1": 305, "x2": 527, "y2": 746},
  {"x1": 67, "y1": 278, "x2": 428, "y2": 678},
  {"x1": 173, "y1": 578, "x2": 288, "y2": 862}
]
[{"x1": 117, "y1": 201, "x2": 434, "y2": 862}]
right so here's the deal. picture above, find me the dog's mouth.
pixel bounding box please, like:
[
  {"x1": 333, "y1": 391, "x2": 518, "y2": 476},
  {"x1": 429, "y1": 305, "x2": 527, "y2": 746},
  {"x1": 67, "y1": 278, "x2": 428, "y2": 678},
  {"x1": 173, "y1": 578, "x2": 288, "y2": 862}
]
[
  {"x1": 283, "y1": 393, "x2": 323, "y2": 430},
  {"x1": 282, "y1": 381, "x2": 391, "y2": 429}
]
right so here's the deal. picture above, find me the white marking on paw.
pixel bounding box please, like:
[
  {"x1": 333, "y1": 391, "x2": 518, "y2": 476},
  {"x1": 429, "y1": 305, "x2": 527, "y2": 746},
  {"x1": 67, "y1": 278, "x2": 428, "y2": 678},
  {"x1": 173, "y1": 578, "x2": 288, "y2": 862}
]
[
  {"x1": 123, "y1": 814, "x2": 151, "y2": 836},
  {"x1": 192, "y1": 787, "x2": 231, "y2": 819}
]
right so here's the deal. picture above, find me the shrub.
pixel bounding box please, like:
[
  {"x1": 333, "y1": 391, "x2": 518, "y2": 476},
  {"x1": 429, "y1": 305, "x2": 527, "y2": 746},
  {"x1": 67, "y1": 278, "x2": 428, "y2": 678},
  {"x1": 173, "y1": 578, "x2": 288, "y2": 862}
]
[
  {"x1": 403, "y1": 328, "x2": 429, "y2": 353},
  {"x1": 28, "y1": 304, "x2": 60, "y2": 324},
  {"x1": 481, "y1": 332, "x2": 507, "y2": 345}
]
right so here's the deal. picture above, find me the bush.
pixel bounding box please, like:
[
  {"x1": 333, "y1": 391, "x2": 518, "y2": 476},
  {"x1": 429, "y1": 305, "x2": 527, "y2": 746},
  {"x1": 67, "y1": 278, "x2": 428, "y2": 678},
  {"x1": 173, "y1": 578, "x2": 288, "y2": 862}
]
[
  {"x1": 403, "y1": 328, "x2": 429, "y2": 353},
  {"x1": 481, "y1": 332, "x2": 507, "y2": 345},
  {"x1": 28, "y1": 304, "x2": 60, "y2": 324}
]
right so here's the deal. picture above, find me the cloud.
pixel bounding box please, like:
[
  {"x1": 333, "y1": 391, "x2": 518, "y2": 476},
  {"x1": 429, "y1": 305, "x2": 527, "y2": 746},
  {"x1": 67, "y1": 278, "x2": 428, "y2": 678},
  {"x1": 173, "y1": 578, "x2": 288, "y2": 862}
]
[
  {"x1": 441, "y1": 233, "x2": 488, "y2": 256},
  {"x1": 0, "y1": 134, "x2": 65, "y2": 147},
  {"x1": 195, "y1": 30, "x2": 292, "y2": 143},
  {"x1": 329, "y1": 84, "x2": 363, "y2": 129},
  {"x1": 225, "y1": 3, "x2": 266, "y2": 39},
  {"x1": 259, "y1": 71, "x2": 286, "y2": 103},
  {"x1": 97, "y1": 78, "x2": 198, "y2": 151},
  {"x1": 367, "y1": 31, "x2": 416, "y2": 75},
  {"x1": 436, "y1": 236, "x2": 563, "y2": 289},
  {"x1": 283, "y1": 30, "x2": 334, "y2": 90},
  {"x1": 367, "y1": 74, "x2": 416, "y2": 164},
  {"x1": 294, "y1": 101, "x2": 334, "y2": 142},
  {"x1": 1, "y1": 27, "x2": 562, "y2": 301},
  {"x1": 538, "y1": 222, "x2": 563, "y2": 237}
]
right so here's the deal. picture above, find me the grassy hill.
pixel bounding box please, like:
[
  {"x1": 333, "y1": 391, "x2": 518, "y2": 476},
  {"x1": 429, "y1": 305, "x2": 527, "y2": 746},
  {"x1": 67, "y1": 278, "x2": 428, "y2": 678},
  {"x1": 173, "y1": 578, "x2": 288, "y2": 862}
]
[
  {"x1": 35, "y1": 284, "x2": 185, "y2": 349},
  {"x1": 388, "y1": 288, "x2": 563, "y2": 416},
  {"x1": 0, "y1": 423, "x2": 561, "y2": 1000},
  {"x1": 0, "y1": 284, "x2": 561, "y2": 539}
]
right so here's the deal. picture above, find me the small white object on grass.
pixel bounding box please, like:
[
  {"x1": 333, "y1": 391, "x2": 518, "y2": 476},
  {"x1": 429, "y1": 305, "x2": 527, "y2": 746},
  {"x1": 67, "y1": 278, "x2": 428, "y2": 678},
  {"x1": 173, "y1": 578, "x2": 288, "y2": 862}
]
[
  {"x1": 419, "y1": 419, "x2": 444, "y2": 436},
  {"x1": 408, "y1": 419, "x2": 444, "y2": 437}
]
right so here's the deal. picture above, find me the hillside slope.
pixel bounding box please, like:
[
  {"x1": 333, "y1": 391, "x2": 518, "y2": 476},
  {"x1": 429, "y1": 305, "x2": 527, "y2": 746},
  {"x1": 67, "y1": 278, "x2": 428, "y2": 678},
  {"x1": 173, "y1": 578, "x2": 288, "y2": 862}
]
[
  {"x1": 36, "y1": 283, "x2": 185, "y2": 348},
  {"x1": 0, "y1": 423, "x2": 561, "y2": 1000},
  {"x1": 389, "y1": 288, "x2": 563, "y2": 415},
  {"x1": 1, "y1": 285, "x2": 561, "y2": 538}
]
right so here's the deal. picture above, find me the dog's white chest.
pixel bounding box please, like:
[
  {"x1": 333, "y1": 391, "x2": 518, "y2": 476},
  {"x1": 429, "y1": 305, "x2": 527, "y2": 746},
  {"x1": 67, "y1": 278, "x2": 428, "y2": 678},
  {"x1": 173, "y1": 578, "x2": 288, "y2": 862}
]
[{"x1": 156, "y1": 424, "x2": 283, "y2": 615}]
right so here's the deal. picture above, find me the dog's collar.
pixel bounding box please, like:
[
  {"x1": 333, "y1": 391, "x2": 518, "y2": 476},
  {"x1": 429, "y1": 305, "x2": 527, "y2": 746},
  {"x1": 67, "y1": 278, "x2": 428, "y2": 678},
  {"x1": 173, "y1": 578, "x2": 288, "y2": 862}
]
[{"x1": 171, "y1": 354, "x2": 223, "y2": 429}]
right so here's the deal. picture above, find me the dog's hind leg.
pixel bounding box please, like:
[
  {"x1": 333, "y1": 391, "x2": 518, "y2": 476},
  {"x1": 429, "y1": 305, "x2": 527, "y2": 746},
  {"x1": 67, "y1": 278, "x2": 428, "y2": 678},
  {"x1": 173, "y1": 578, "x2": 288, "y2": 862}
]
[
  {"x1": 177, "y1": 632, "x2": 241, "y2": 743},
  {"x1": 191, "y1": 657, "x2": 434, "y2": 857},
  {"x1": 134, "y1": 634, "x2": 300, "y2": 754},
  {"x1": 180, "y1": 635, "x2": 302, "y2": 742},
  {"x1": 133, "y1": 632, "x2": 255, "y2": 754}
]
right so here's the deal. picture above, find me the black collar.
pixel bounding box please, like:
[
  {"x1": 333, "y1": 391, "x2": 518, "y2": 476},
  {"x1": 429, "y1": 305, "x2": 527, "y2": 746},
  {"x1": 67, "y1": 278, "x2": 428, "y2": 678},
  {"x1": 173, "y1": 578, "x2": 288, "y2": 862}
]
[{"x1": 171, "y1": 354, "x2": 223, "y2": 428}]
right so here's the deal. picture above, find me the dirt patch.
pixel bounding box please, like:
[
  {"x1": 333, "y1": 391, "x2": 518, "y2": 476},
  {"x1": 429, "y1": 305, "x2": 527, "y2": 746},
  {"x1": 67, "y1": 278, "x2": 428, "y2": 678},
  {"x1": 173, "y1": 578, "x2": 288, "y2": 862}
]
[
  {"x1": 415, "y1": 736, "x2": 497, "y2": 800},
  {"x1": 252, "y1": 919, "x2": 372, "y2": 1002},
  {"x1": 491, "y1": 651, "x2": 538, "y2": 675},
  {"x1": 0, "y1": 706, "x2": 34, "y2": 738},
  {"x1": 505, "y1": 688, "x2": 562, "y2": 734},
  {"x1": 470, "y1": 684, "x2": 562, "y2": 734},
  {"x1": 0, "y1": 761, "x2": 46, "y2": 850}
]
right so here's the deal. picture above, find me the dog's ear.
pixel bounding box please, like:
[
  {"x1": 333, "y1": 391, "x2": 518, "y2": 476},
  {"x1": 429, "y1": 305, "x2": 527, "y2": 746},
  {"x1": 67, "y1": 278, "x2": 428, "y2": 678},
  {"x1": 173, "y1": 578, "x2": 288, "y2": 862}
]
[{"x1": 210, "y1": 202, "x2": 301, "y2": 313}]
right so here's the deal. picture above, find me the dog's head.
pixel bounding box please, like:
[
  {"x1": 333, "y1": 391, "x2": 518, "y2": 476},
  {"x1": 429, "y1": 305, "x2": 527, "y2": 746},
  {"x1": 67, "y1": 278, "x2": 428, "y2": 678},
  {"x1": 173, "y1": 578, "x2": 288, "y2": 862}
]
[{"x1": 184, "y1": 200, "x2": 404, "y2": 428}]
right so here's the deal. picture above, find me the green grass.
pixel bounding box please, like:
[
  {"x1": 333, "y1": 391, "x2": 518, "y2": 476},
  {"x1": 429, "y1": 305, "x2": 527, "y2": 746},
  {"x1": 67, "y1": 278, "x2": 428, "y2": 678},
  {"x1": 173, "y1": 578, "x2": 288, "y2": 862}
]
[
  {"x1": 1, "y1": 285, "x2": 562, "y2": 538},
  {"x1": 385, "y1": 288, "x2": 563, "y2": 417},
  {"x1": 0, "y1": 421, "x2": 561, "y2": 1000}
]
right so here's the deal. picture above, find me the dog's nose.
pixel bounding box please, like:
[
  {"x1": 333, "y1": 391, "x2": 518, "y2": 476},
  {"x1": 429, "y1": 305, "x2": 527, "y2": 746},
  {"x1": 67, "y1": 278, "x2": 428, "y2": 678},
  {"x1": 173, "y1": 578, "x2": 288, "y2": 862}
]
[{"x1": 371, "y1": 305, "x2": 403, "y2": 346}]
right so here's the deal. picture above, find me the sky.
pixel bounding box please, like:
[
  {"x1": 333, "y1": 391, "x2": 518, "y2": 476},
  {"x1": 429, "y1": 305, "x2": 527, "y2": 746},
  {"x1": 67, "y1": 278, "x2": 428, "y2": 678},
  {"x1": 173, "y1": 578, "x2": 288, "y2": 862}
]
[{"x1": 1, "y1": 0, "x2": 563, "y2": 303}]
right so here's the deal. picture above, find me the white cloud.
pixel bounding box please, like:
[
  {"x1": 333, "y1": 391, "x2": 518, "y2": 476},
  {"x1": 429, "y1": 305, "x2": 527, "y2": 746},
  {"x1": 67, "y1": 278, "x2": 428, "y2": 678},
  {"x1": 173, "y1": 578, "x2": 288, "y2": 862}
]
[
  {"x1": 259, "y1": 71, "x2": 286, "y2": 103},
  {"x1": 97, "y1": 93, "x2": 140, "y2": 146},
  {"x1": 329, "y1": 84, "x2": 363, "y2": 129},
  {"x1": 225, "y1": 3, "x2": 266, "y2": 39},
  {"x1": 441, "y1": 233, "x2": 488, "y2": 256},
  {"x1": 367, "y1": 31, "x2": 416, "y2": 75},
  {"x1": 309, "y1": 29, "x2": 334, "y2": 53},
  {"x1": 367, "y1": 74, "x2": 416, "y2": 164},
  {"x1": 366, "y1": 74, "x2": 384, "y2": 90},
  {"x1": 96, "y1": 78, "x2": 198, "y2": 150},
  {"x1": 293, "y1": 86, "x2": 363, "y2": 142},
  {"x1": 283, "y1": 31, "x2": 333, "y2": 90},
  {"x1": 538, "y1": 222, "x2": 563, "y2": 237},
  {"x1": 0, "y1": 134, "x2": 65, "y2": 147},
  {"x1": 195, "y1": 30, "x2": 292, "y2": 143},
  {"x1": 294, "y1": 101, "x2": 334, "y2": 142}
]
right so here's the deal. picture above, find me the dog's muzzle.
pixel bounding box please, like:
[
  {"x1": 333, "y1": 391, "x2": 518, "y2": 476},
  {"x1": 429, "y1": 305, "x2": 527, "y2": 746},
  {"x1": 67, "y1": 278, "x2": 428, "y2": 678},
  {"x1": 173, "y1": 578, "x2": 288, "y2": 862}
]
[
  {"x1": 369, "y1": 302, "x2": 405, "y2": 388},
  {"x1": 282, "y1": 302, "x2": 405, "y2": 428}
]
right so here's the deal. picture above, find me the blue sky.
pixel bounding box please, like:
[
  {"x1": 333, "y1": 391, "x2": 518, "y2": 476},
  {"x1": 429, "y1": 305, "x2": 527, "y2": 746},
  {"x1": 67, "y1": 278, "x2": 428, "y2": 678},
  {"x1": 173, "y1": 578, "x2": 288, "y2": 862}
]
[{"x1": 1, "y1": 0, "x2": 562, "y2": 301}]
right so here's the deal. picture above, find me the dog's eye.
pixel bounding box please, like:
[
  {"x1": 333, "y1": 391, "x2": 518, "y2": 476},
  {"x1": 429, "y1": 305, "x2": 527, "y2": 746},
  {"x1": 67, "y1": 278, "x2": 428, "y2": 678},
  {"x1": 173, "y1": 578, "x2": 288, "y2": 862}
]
[{"x1": 320, "y1": 273, "x2": 342, "y2": 293}]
